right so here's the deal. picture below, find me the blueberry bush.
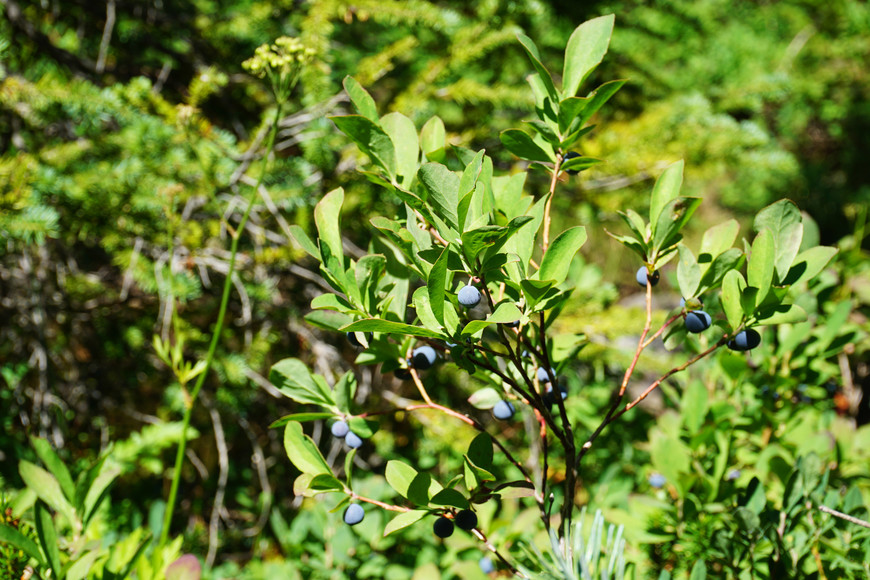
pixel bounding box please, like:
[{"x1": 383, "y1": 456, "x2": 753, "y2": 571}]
[
  {"x1": 267, "y1": 15, "x2": 866, "y2": 578},
  {"x1": 2, "y1": 2, "x2": 869, "y2": 578}
]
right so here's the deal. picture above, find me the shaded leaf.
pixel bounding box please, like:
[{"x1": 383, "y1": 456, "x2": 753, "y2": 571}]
[
  {"x1": 283, "y1": 422, "x2": 331, "y2": 476},
  {"x1": 500, "y1": 129, "x2": 554, "y2": 163},
  {"x1": 418, "y1": 162, "x2": 460, "y2": 230},
  {"x1": 270, "y1": 358, "x2": 335, "y2": 407},
  {"x1": 331, "y1": 115, "x2": 396, "y2": 178}
]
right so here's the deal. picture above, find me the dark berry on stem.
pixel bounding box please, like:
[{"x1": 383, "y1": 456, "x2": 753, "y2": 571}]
[
  {"x1": 684, "y1": 310, "x2": 712, "y2": 333},
  {"x1": 331, "y1": 420, "x2": 349, "y2": 438},
  {"x1": 454, "y1": 509, "x2": 478, "y2": 531},
  {"x1": 457, "y1": 285, "x2": 481, "y2": 308},
  {"x1": 636, "y1": 267, "x2": 660, "y2": 287},
  {"x1": 411, "y1": 346, "x2": 437, "y2": 370},
  {"x1": 727, "y1": 328, "x2": 761, "y2": 351},
  {"x1": 493, "y1": 400, "x2": 515, "y2": 420},
  {"x1": 346, "y1": 331, "x2": 373, "y2": 348},
  {"x1": 537, "y1": 366, "x2": 555, "y2": 383},
  {"x1": 345, "y1": 431, "x2": 363, "y2": 449},
  {"x1": 343, "y1": 503, "x2": 365, "y2": 525},
  {"x1": 433, "y1": 516, "x2": 454, "y2": 538}
]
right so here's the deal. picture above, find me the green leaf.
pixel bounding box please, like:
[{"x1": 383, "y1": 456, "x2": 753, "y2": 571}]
[
  {"x1": 681, "y1": 381, "x2": 708, "y2": 433},
  {"x1": 467, "y1": 433, "x2": 494, "y2": 471},
  {"x1": 380, "y1": 112, "x2": 419, "y2": 188},
  {"x1": 782, "y1": 246, "x2": 838, "y2": 286},
  {"x1": 269, "y1": 412, "x2": 334, "y2": 429},
  {"x1": 310, "y1": 293, "x2": 356, "y2": 314},
  {"x1": 67, "y1": 551, "x2": 102, "y2": 580},
  {"x1": 346, "y1": 417, "x2": 378, "y2": 439},
  {"x1": 430, "y1": 488, "x2": 469, "y2": 509},
  {"x1": 698, "y1": 248, "x2": 744, "y2": 292},
  {"x1": 0, "y1": 525, "x2": 45, "y2": 567},
  {"x1": 459, "y1": 149, "x2": 486, "y2": 200},
  {"x1": 577, "y1": 79, "x2": 626, "y2": 126},
  {"x1": 342, "y1": 76, "x2": 378, "y2": 122},
  {"x1": 677, "y1": 245, "x2": 701, "y2": 299},
  {"x1": 425, "y1": 246, "x2": 447, "y2": 328},
  {"x1": 270, "y1": 358, "x2": 335, "y2": 407},
  {"x1": 418, "y1": 162, "x2": 460, "y2": 230},
  {"x1": 689, "y1": 561, "x2": 707, "y2": 580},
  {"x1": 557, "y1": 97, "x2": 589, "y2": 134},
  {"x1": 19, "y1": 460, "x2": 77, "y2": 529},
  {"x1": 462, "y1": 302, "x2": 524, "y2": 336},
  {"x1": 468, "y1": 388, "x2": 502, "y2": 409},
  {"x1": 420, "y1": 116, "x2": 446, "y2": 162},
  {"x1": 383, "y1": 510, "x2": 428, "y2": 537},
  {"x1": 34, "y1": 501, "x2": 61, "y2": 578},
  {"x1": 560, "y1": 155, "x2": 602, "y2": 174},
  {"x1": 82, "y1": 460, "x2": 120, "y2": 529},
  {"x1": 342, "y1": 318, "x2": 444, "y2": 339},
  {"x1": 754, "y1": 199, "x2": 803, "y2": 284},
  {"x1": 30, "y1": 436, "x2": 75, "y2": 502},
  {"x1": 461, "y1": 226, "x2": 505, "y2": 264},
  {"x1": 283, "y1": 422, "x2": 331, "y2": 475},
  {"x1": 305, "y1": 310, "x2": 352, "y2": 332},
  {"x1": 755, "y1": 304, "x2": 808, "y2": 326},
  {"x1": 385, "y1": 460, "x2": 418, "y2": 498},
  {"x1": 652, "y1": 197, "x2": 702, "y2": 257},
  {"x1": 314, "y1": 187, "x2": 345, "y2": 274},
  {"x1": 334, "y1": 371, "x2": 356, "y2": 412},
  {"x1": 515, "y1": 33, "x2": 559, "y2": 101},
  {"x1": 331, "y1": 115, "x2": 396, "y2": 179},
  {"x1": 500, "y1": 129, "x2": 554, "y2": 163},
  {"x1": 649, "y1": 160, "x2": 684, "y2": 231},
  {"x1": 700, "y1": 219, "x2": 739, "y2": 262},
  {"x1": 521, "y1": 279, "x2": 556, "y2": 309},
  {"x1": 721, "y1": 270, "x2": 746, "y2": 331},
  {"x1": 537, "y1": 226, "x2": 587, "y2": 284},
  {"x1": 747, "y1": 228, "x2": 775, "y2": 307},
  {"x1": 413, "y1": 287, "x2": 443, "y2": 333},
  {"x1": 562, "y1": 14, "x2": 615, "y2": 98}
]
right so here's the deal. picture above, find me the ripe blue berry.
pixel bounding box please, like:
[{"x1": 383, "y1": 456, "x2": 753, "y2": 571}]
[
  {"x1": 493, "y1": 400, "x2": 515, "y2": 420},
  {"x1": 458, "y1": 285, "x2": 481, "y2": 308},
  {"x1": 479, "y1": 557, "x2": 494, "y2": 573},
  {"x1": 454, "y1": 509, "x2": 477, "y2": 531},
  {"x1": 343, "y1": 503, "x2": 365, "y2": 525},
  {"x1": 727, "y1": 328, "x2": 761, "y2": 351},
  {"x1": 331, "y1": 420, "x2": 350, "y2": 438},
  {"x1": 394, "y1": 367, "x2": 412, "y2": 380},
  {"x1": 433, "y1": 516, "x2": 454, "y2": 538},
  {"x1": 346, "y1": 331, "x2": 373, "y2": 348},
  {"x1": 684, "y1": 310, "x2": 712, "y2": 333},
  {"x1": 636, "y1": 267, "x2": 660, "y2": 287},
  {"x1": 563, "y1": 151, "x2": 582, "y2": 175},
  {"x1": 648, "y1": 473, "x2": 666, "y2": 488},
  {"x1": 545, "y1": 385, "x2": 568, "y2": 409},
  {"x1": 344, "y1": 431, "x2": 363, "y2": 449},
  {"x1": 412, "y1": 345, "x2": 437, "y2": 370},
  {"x1": 537, "y1": 367, "x2": 555, "y2": 383}
]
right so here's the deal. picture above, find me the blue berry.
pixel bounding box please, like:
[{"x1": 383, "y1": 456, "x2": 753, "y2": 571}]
[
  {"x1": 346, "y1": 331, "x2": 373, "y2": 348},
  {"x1": 728, "y1": 328, "x2": 761, "y2": 351},
  {"x1": 433, "y1": 516, "x2": 454, "y2": 538},
  {"x1": 394, "y1": 367, "x2": 412, "y2": 380},
  {"x1": 684, "y1": 310, "x2": 712, "y2": 333},
  {"x1": 493, "y1": 400, "x2": 515, "y2": 420},
  {"x1": 726, "y1": 469, "x2": 741, "y2": 481},
  {"x1": 479, "y1": 557, "x2": 494, "y2": 573},
  {"x1": 343, "y1": 503, "x2": 365, "y2": 525},
  {"x1": 331, "y1": 420, "x2": 349, "y2": 438},
  {"x1": 636, "y1": 267, "x2": 660, "y2": 287},
  {"x1": 345, "y1": 431, "x2": 363, "y2": 449},
  {"x1": 458, "y1": 285, "x2": 481, "y2": 308},
  {"x1": 454, "y1": 509, "x2": 477, "y2": 531},
  {"x1": 537, "y1": 367, "x2": 555, "y2": 383},
  {"x1": 648, "y1": 473, "x2": 666, "y2": 488},
  {"x1": 411, "y1": 345, "x2": 437, "y2": 370}
]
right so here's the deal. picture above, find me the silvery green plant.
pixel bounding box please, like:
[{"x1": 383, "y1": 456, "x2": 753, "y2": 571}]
[{"x1": 268, "y1": 15, "x2": 836, "y2": 575}]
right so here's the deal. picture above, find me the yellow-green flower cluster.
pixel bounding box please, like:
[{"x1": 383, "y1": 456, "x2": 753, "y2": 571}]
[{"x1": 243, "y1": 37, "x2": 316, "y2": 103}]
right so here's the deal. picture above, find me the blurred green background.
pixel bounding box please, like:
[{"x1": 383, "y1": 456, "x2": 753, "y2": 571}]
[{"x1": 2, "y1": 0, "x2": 869, "y2": 577}]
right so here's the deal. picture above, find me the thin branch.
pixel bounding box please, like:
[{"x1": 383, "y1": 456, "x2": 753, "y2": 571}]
[
  {"x1": 818, "y1": 504, "x2": 870, "y2": 529},
  {"x1": 95, "y1": 0, "x2": 116, "y2": 74}
]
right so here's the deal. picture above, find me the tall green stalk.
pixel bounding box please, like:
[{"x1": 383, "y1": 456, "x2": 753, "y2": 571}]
[{"x1": 157, "y1": 103, "x2": 284, "y2": 551}]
